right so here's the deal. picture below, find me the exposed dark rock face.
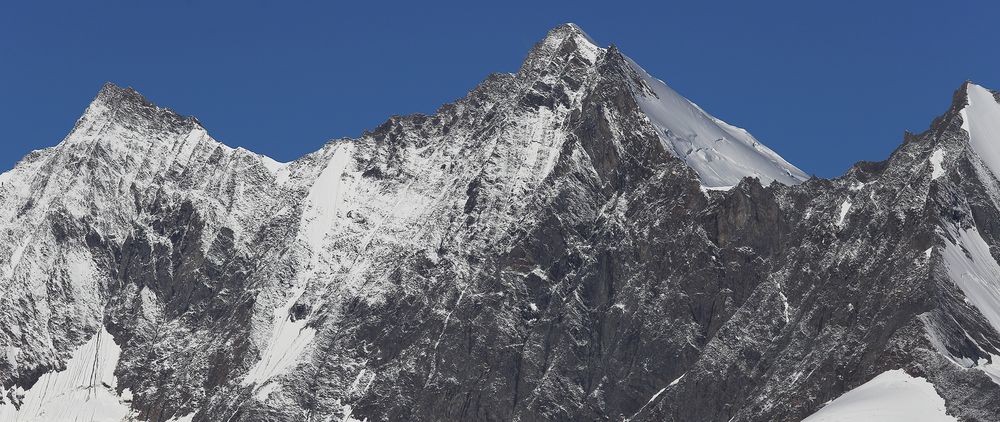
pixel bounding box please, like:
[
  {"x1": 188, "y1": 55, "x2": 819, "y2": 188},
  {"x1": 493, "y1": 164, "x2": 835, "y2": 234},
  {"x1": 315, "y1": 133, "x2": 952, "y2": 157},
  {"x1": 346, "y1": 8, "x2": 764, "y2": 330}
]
[{"x1": 1, "y1": 25, "x2": 999, "y2": 422}]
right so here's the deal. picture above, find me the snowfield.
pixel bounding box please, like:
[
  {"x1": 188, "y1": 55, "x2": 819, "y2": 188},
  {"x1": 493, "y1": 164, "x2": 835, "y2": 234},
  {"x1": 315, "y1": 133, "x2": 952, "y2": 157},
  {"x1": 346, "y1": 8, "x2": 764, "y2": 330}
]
[
  {"x1": 0, "y1": 327, "x2": 131, "y2": 422},
  {"x1": 943, "y1": 226, "x2": 1000, "y2": 336},
  {"x1": 802, "y1": 370, "x2": 956, "y2": 422}
]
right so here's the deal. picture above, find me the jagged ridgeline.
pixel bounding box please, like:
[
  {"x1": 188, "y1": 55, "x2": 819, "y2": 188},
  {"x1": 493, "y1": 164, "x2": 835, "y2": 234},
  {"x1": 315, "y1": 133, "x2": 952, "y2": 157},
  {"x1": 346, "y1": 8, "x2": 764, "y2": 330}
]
[{"x1": 1, "y1": 23, "x2": 999, "y2": 422}]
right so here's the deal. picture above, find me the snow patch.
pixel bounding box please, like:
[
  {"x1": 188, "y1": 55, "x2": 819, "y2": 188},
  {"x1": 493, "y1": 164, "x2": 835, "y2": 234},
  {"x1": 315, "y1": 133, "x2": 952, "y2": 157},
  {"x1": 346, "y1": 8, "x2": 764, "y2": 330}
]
[
  {"x1": 668, "y1": 373, "x2": 685, "y2": 386},
  {"x1": 836, "y1": 200, "x2": 852, "y2": 227},
  {"x1": 3, "y1": 346, "x2": 17, "y2": 370},
  {"x1": 802, "y1": 369, "x2": 956, "y2": 422},
  {"x1": 778, "y1": 291, "x2": 791, "y2": 323},
  {"x1": 930, "y1": 149, "x2": 946, "y2": 180},
  {"x1": 978, "y1": 354, "x2": 1000, "y2": 385},
  {"x1": 0, "y1": 326, "x2": 132, "y2": 421}
]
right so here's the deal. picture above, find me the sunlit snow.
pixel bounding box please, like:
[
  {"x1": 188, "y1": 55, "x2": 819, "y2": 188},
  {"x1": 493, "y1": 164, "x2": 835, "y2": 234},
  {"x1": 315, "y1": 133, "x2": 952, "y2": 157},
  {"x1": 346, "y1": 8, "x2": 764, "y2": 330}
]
[
  {"x1": 933, "y1": 225, "x2": 1000, "y2": 385},
  {"x1": 243, "y1": 143, "x2": 356, "y2": 397},
  {"x1": 802, "y1": 369, "x2": 956, "y2": 422},
  {"x1": 961, "y1": 84, "x2": 1000, "y2": 181},
  {"x1": 930, "y1": 149, "x2": 946, "y2": 180},
  {"x1": 0, "y1": 326, "x2": 132, "y2": 421},
  {"x1": 626, "y1": 57, "x2": 808, "y2": 189},
  {"x1": 942, "y1": 226, "x2": 1000, "y2": 337},
  {"x1": 836, "y1": 200, "x2": 852, "y2": 227}
]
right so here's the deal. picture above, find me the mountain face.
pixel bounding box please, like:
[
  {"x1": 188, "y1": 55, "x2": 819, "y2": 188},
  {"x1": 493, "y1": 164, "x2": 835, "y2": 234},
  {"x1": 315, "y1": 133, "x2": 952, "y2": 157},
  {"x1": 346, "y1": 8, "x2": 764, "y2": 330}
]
[{"x1": 1, "y1": 23, "x2": 999, "y2": 422}]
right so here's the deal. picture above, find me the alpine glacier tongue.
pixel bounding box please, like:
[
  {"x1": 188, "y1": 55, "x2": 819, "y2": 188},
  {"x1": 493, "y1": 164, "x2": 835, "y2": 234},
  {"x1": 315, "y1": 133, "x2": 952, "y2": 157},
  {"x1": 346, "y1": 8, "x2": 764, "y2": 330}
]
[{"x1": 625, "y1": 56, "x2": 808, "y2": 189}]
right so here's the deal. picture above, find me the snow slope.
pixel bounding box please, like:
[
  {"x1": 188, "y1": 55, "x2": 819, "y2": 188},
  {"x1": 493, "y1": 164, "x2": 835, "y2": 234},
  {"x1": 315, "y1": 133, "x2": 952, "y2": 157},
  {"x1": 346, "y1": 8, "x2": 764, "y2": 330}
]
[
  {"x1": 625, "y1": 57, "x2": 809, "y2": 189},
  {"x1": 241, "y1": 144, "x2": 356, "y2": 397},
  {"x1": 961, "y1": 83, "x2": 1000, "y2": 181},
  {"x1": 0, "y1": 326, "x2": 131, "y2": 422},
  {"x1": 942, "y1": 226, "x2": 1000, "y2": 336},
  {"x1": 802, "y1": 369, "x2": 956, "y2": 422}
]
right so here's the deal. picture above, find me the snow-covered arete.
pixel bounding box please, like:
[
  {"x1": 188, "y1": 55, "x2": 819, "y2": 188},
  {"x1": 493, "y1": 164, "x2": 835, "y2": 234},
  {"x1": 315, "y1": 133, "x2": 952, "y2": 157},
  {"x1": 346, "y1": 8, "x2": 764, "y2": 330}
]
[
  {"x1": 802, "y1": 369, "x2": 956, "y2": 422},
  {"x1": 960, "y1": 83, "x2": 1000, "y2": 181},
  {"x1": 625, "y1": 56, "x2": 808, "y2": 189}
]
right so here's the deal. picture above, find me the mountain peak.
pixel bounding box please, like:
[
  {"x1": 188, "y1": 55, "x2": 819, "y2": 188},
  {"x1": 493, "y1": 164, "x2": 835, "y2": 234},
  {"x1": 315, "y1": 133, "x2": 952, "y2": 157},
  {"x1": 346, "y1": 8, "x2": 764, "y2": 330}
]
[
  {"x1": 513, "y1": 23, "x2": 807, "y2": 190},
  {"x1": 93, "y1": 82, "x2": 153, "y2": 110},
  {"x1": 80, "y1": 82, "x2": 200, "y2": 134},
  {"x1": 943, "y1": 80, "x2": 998, "y2": 114},
  {"x1": 544, "y1": 23, "x2": 596, "y2": 45},
  {"x1": 519, "y1": 23, "x2": 603, "y2": 75},
  {"x1": 7, "y1": 26, "x2": 1000, "y2": 422},
  {"x1": 965, "y1": 81, "x2": 998, "y2": 100}
]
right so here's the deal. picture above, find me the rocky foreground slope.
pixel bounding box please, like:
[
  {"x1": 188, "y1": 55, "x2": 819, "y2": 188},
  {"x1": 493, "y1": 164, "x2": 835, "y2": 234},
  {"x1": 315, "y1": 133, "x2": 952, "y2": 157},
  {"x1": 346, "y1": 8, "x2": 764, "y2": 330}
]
[{"x1": 1, "y1": 24, "x2": 999, "y2": 421}]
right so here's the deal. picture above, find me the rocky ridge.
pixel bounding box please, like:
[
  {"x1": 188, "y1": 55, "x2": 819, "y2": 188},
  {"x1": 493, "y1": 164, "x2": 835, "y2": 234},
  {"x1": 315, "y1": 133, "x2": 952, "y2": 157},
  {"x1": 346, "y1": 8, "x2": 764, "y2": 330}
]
[{"x1": 0, "y1": 24, "x2": 999, "y2": 422}]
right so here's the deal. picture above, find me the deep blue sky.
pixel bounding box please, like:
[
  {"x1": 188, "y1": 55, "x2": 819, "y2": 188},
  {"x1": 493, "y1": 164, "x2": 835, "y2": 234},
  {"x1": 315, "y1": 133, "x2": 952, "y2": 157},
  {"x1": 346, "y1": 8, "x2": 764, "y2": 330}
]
[{"x1": 2, "y1": 1, "x2": 997, "y2": 177}]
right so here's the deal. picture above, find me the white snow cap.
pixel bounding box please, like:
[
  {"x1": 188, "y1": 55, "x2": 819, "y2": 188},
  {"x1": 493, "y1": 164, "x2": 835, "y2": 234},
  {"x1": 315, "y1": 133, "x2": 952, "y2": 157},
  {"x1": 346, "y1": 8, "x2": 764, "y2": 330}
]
[
  {"x1": 625, "y1": 56, "x2": 809, "y2": 189},
  {"x1": 960, "y1": 82, "x2": 1000, "y2": 181},
  {"x1": 528, "y1": 24, "x2": 808, "y2": 190},
  {"x1": 520, "y1": 23, "x2": 602, "y2": 72}
]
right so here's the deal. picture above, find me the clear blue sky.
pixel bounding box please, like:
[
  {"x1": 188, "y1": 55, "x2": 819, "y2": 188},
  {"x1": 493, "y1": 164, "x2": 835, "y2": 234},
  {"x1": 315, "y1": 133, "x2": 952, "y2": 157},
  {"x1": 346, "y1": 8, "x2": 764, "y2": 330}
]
[{"x1": 2, "y1": 1, "x2": 997, "y2": 177}]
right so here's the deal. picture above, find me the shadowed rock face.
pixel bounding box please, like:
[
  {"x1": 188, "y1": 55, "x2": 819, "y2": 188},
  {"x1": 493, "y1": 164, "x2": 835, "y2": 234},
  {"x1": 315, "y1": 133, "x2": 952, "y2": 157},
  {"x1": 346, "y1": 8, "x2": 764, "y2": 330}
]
[{"x1": 1, "y1": 24, "x2": 1000, "y2": 422}]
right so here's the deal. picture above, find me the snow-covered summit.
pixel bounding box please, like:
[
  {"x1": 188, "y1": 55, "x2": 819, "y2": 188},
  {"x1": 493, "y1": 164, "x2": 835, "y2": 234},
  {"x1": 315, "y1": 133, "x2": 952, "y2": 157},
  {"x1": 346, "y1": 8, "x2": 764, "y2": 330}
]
[
  {"x1": 518, "y1": 23, "x2": 603, "y2": 76},
  {"x1": 522, "y1": 23, "x2": 808, "y2": 190},
  {"x1": 56, "y1": 82, "x2": 286, "y2": 172}
]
